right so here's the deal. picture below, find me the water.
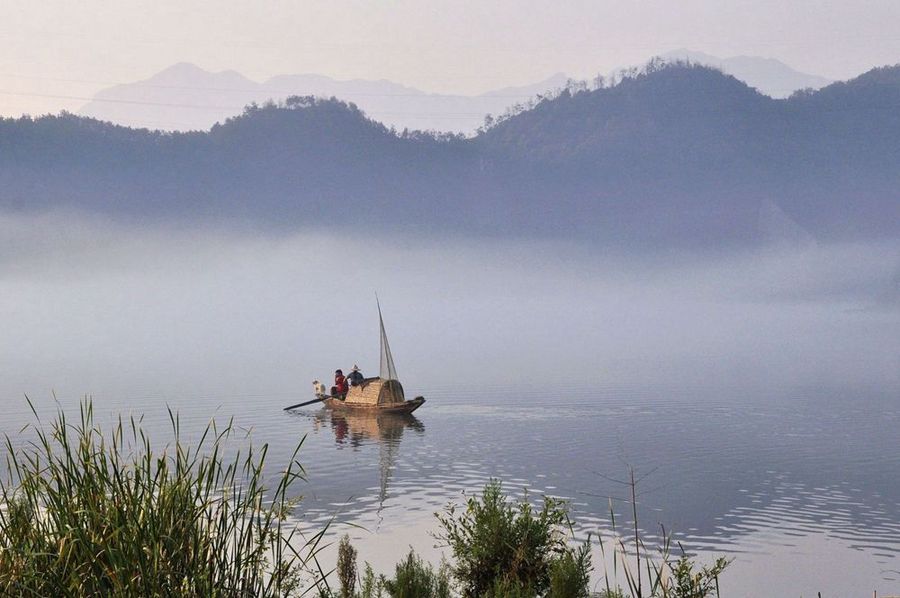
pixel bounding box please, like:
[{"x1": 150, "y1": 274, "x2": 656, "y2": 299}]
[
  {"x1": 6, "y1": 383, "x2": 898, "y2": 596},
  {"x1": 2, "y1": 214, "x2": 899, "y2": 595},
  {"x1": 287, "y1": 385, "x2": 900, "y2": 597}
]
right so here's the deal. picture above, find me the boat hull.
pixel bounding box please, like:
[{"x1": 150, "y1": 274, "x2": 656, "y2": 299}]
[{"x1": 324, "y1": 396, "x2": 426, "y2": 414}]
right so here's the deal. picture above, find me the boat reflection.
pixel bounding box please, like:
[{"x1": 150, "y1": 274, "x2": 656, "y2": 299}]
[
  {"x1": 310, "y1": 409, "x2": 425, "y2": 512},
  {"x1": 328, "y1": 410, "x2": 424, "y2": 447}
]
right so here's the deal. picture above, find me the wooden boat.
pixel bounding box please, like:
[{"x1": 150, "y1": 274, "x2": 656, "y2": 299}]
[
  {"x1": 324, "y1": 380, "x2": 426, "y2": 413},
  {"x1": 323, "y1": 300, "x2": 425, "y2": 413},
  {"x1": 325, "y1": 395, "x2": 425, "y2": 413}
]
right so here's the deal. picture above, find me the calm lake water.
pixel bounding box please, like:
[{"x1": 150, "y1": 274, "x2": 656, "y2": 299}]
[
  {"x1": 3, "y1": 218, "x2": 899, "y2": 596},
  {"x1": 7, "y1": 382, "x2": 899, "y2": 597}
]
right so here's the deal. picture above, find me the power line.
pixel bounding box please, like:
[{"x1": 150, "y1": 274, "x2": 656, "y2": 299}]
[
  {"x1": 0, "y1": 72, "x2": 552, "y2": 100},
  {"x1": 0, "y1": 89, "x2": 242, "y2": 111},
  {"x1": 3, "y1": 71, "x2": 899, "y2": 131},
  {"x1": 0, "y1": 89, "x2": 493, "y2": 119}
]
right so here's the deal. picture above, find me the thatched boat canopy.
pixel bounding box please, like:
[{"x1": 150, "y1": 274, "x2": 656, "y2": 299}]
[{"x1": 344, "y1": 377, "x2": 405, "y2": 407}]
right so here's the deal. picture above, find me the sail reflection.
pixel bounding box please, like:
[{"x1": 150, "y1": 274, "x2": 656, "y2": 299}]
[{"x1": 320, "y1": 410, "x2": 424, "y2": 511}]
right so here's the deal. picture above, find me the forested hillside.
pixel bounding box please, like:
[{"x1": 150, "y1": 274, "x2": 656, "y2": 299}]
[{"x1": 2, "y1": 63, "x2": 898, "y2": 248}]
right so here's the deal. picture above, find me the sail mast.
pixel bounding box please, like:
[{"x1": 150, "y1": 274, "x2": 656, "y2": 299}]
[{"x1": 376, "y1": 295, "x2": 398, "y2": 381}]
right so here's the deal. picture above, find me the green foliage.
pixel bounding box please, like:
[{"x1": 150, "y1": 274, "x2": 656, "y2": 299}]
[
  {"x1": 482, "y1": 576, "x2": 536, "y2": 597},
  {"x1": 359, "y1": 563, "x2": 385, "y2": 598},
  {"x1": 0, "y1": 399, "x2": 319, "y2": 597},
  {"x1": 337, "y1": 535, "x2": 358, "y2": 598},
  {"x1": 382, "y1": 550, "x2": 451, "y2": 598},
  {"x1": 435, "y1": 480, "x2": 579, "y2": 598},
  {"x1": 548, "y1": 541, "x2": 592, "y2": 598},
  {"x1": 597, "y1": 553, "x2": 729, "y2": 598},
  {"x1": 596, "y1": 469, "x2": 730, "y2": 598},
  {"x1": 666, "y1": 555, "x2": 729, "y2": 598}
]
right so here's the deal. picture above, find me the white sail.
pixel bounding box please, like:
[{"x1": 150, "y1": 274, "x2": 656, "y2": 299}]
[{"x1": 377, "y1": 297, "x2": 398, "y2": 381}]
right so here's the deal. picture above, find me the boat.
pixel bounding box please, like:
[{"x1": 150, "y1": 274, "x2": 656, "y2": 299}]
[{"x1": 323, "y1": 300, "x2": 425, "y2": 413}]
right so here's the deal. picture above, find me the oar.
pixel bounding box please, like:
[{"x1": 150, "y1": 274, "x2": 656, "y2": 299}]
[{"x1": 283, "y1": 396, "x2": 330, "y2": 411}]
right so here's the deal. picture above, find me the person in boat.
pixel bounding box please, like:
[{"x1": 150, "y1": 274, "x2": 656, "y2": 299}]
[
  {"x1": 331, "y1": 369, "x2": 348, "y2": 399},
  {"x1": 347, "y1": 364, "x2": 364, "y2": 386},
  {"x1": 312, "y1": 379, "x2": 327, "y2": 398}
]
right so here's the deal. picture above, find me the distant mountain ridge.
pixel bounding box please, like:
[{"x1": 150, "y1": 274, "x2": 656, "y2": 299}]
[
  {"x1": 78, "y1": 53, "x2": 828, "y2": 133},
  {"x1": 474, "y1": 63, "x2": 900, "y2": 243},
  {"x1": 5, "y1": 62, "x2": 899, "y2": 249},
  {"x1": 661, "y1": 49, "x2": 833, "y2": 97},
  {"x1": 79, "y1": 63, "x2": 568, "y2": 133}
]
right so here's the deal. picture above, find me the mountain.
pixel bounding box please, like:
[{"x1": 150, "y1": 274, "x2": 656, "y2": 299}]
[
  {"x1": 480, "y1": 73, "x2": 569, "y2": 98},
  {"x1": 79, "y1": 63, "x2": 261, "y2": 131},
  {"x1": 78, "y1": 55, "x2": 827, "y2": 135},
  {"x1": 79, "y1": 64, "x2": 568, "y2": 134},
  {"x1": 661, "y1": 49, "x2": 832, "y2": 98},
  {"x1": 475, "y1": 63, "x2": 899, "y2": 242},
  {"x1": 6, "y1": 63, "x2": 899, "y2": 249}
]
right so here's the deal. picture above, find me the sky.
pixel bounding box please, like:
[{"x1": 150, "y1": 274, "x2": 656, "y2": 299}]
[{"x1": 2, "y1": 0, "x2": 900, "y2": 117}]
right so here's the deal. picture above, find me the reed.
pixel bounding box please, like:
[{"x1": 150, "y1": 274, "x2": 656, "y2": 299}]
[
  {"x1": 337, "y1": 535, "x2": 358, "y2": 598},
  {"x1": 0, "y1": 399, "x2": 326, "y2": 597},
  {"x1": 596, "y1": 469, "x2": 729, "y2": 598}
]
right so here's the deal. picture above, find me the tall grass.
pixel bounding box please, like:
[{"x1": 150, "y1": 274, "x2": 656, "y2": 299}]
[
  {"x1": 0, "y1": 399, "x2": 326, "y2": 596},
  {"x1": 597, "y1": 469, "x2": 729, "y2": 598}
]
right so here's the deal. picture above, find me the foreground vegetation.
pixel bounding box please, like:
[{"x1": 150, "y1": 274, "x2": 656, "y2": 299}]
[
  {"x1": 0, "y1": 401, "x2": 324, "y2": 595},
  {"x1": 323, "y1": 480, "x2": 727, "y2": 598},
  {"x1": 0, "y1": 401, "x2": 727, "y2": 596}
]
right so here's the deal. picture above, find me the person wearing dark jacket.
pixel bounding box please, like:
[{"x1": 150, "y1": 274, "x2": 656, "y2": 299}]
[{"x1": 347, "y1": 364, "x2": 364, "y2": 386}]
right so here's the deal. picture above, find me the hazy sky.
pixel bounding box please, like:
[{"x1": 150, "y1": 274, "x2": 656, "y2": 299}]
[{"x1": 2, "y1": 0, "x2": 900, "y2": 116}]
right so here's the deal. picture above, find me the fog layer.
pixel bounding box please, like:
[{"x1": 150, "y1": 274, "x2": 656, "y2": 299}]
[{"x1": 1, "y1": 212, "x2": 898, "y2": 402}]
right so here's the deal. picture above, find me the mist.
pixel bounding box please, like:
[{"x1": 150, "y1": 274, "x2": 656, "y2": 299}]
[{"x1": 1, "y1": 211, "x2": 898, "y2": 404}]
